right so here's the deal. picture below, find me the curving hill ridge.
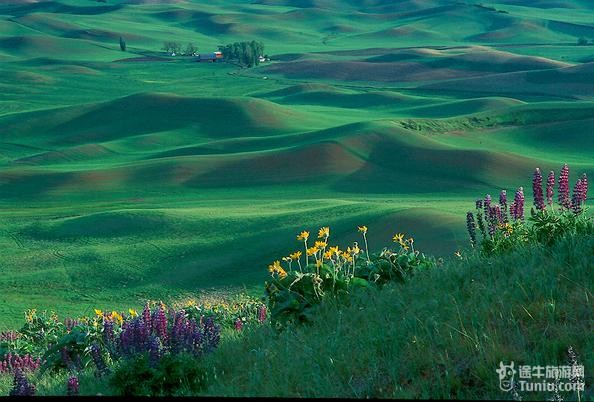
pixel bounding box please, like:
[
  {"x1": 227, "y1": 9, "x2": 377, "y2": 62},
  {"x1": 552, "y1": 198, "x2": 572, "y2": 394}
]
[{"x1": 0, "y1": 0, "x2": 594, "y2": 325}]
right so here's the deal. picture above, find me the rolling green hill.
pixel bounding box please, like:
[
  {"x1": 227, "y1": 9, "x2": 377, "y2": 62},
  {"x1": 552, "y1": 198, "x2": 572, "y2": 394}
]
[{"x1": 1, "y1": 0, "x2": 593, "y2": 327}]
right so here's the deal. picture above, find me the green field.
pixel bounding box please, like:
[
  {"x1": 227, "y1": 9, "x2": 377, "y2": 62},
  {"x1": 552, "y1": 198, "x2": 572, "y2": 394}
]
[{"x1": 1, "y1": 0, "x2": 594, "y2": 328}]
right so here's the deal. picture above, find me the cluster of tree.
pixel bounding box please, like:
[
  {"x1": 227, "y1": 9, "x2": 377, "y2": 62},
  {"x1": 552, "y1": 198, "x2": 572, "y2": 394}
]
[
  {"x1": 577, "y1": 37, "x2": 593, "y2": 46},
  {"x1": 218, "y1": 41, "x2": 265, "y2": 68},
  {"x1": 162, "y1": 41, "x2": 198, "y2": 56}
]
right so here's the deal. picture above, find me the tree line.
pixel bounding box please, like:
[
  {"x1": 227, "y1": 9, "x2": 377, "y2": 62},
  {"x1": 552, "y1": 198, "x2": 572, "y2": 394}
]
[
  {"x1": 218, "y1": 41, "x2": 265, "y2": 68},
  {"x1": 162, "y1": 41, "x2": 198, "y2": 56}
]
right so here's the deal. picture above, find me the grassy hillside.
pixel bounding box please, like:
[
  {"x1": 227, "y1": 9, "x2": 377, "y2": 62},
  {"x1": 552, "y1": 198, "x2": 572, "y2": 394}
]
[
  {"x1": 1, "y1": 0, "x2": 594, "y2": 327},
  {"x1": 1, "y1": 231, "x2": 591, "y2": 399}
]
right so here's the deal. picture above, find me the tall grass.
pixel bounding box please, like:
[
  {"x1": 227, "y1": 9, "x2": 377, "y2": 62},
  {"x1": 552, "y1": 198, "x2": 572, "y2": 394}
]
[
  {"x1": 2, "y1": 233, "x2": 591, "y2": 398},
  {"x1": 200, "y1": 233, "x2": 593, "y2": 399}
]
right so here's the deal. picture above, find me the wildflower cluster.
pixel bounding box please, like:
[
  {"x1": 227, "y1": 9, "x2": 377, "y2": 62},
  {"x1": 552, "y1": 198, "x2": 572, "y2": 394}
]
[
  {"x1": 66, "y1": 375, "x2": 79, "y2": 396},
  {"x1": 8, "y1": 369, "x2": 35, "y2": 396},
  {"x1": 118, "y1": 302, "x2": 220, "y2": 361},
  {"x1": 0, "y1": 352, "x2": 42, "y2": 374},
  {"x1": 466, "y1": 164, "x2": 591, "y2": 254},
  {"x1": 265, "y1": 226, "x2": 436, "y2": 326},
  {"x1": 177, "y1": 292, "x2": 267, "y2": 330}
]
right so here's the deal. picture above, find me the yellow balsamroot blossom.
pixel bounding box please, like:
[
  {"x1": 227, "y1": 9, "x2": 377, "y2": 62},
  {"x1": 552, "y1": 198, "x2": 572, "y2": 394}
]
[
  {"x1": 25, "y1": 309, "x2": 36, "y2": 323},
  {"x1": 358, "y1": 226, "x2": 368, "y2": 234},
  {"x1": 110, "y1": 311, "x2": 124, "y2": 325},
  {"x1": 297, "y1": 231, "x2": 310, "y2": 241},
  {"x1": 318, "y1": 226, "x2": 330, "y2": 239},
  {"x1": 342, "y1": 252, "x2": 354, "y2": 263},
  {"x1": 268, "y1": 260, "x2": 282, "y2": 273},
  {"x1": 314, "y1": 240, "x2": 327, "y2": 249},
  {"x1": 289, "y1": 251, "x2": 302, "y2": 260},
  {"x1": 268, "y1": 260, "x2": 287, "y2": 278},
  {"x1": 329, "y1": 246, "x2": 340, "y2": 256},
  {"x1": 129, "y1": 309, "x2": 138, "y2": 317},
  {"x1": 323, "y1": 250, "x2": 333, "y2": 260},
  {"x1": 392, "y1": 233, "x2": 405, "y2": 244},
  {"x1": 94, "y1": 309, "x2": 103, "y2": 317},
  {"x1": 306, "y1": 246, "x2": 319, "y2": 256}
]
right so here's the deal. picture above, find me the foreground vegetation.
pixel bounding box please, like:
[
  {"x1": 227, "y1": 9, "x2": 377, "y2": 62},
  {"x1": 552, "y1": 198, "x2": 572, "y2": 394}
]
[
  {"x1": 1, "y1": 165, "x2": 591, "y2": 398},
  {"x1": 1, "y1": 230, "x2": 591, "y2": 398}
]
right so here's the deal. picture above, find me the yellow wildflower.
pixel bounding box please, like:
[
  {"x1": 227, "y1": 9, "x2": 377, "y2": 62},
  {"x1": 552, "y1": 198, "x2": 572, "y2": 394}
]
[
  {"x1": 111, "y1": 311, "x2": 123, "y2": 325},
  {"x1": 314, "y1": 240, "x2": 327, "y2": 249},
  {"x1": 297, "y1": 231, "x2": 310, "y2": 241},
  {"x1": 306, "y1": 246, "x2": 319, "y2": 256},
  {"x1": 342, "y1": 253, "x2": 353, "y2": 263},
  {"x1": 358, "y1": 226, "x2": 368, "y2": 234},
  {"x1": 268, "y1": 260, "x2": 281, "y2": 273},
  {"x1": 323, "y1": 250, "x2": 332, "y2": 260},
  {"x1": 318, "y1": 227, "x2": 330, "y2": 239},
  {"x1": 94, "y1": 309, "x2": 103, "y2": 317},
  {"x1": 392, "y1": 233, "x2": 405, "y2": 244},
  {"x1": 129, "y1": 309, "x2": 138, "y2": 317},
  {"x1": 329, "y1": 246, "x2": 340, "y2": 255},
  {"x1": 289, "y1": 251, "x2": 302, "y2": 260}
]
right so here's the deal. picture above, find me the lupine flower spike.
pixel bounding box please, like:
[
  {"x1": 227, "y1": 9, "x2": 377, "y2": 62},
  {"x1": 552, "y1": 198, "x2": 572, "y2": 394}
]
[
  {"x1": 546, "y1": 170, "x2": 555, "y2": 207},
  {"x1": 558, "y1": 163, "x2": 570, "y2": 209},
  {"x1": 533, "y1": 168, "x2": 545, "y2": 211},
  {"x1": 513, "y1": 187, "x2": 525, "y2": 220},
  {"x1": 67, "y1": 376, "x2": 79, "y2": 396},
  {"x1": 466, "y1": 212, "x2": 477, "y2": 247}
]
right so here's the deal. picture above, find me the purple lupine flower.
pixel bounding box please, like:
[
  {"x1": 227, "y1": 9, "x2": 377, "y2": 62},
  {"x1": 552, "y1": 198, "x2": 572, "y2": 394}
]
[
  {"x1": 0, "y1": 353, "x2": 42, "y2": 374},
  {"x1": 483, "y1": 194, "x2": 491, "y2": 217},
  {"x1": 103, "y1": 319, "x2": 114, "y2": 346},
  {"x1": 152, "y1": 303, "x2": 168, "y2": 342},
  {"x1": 475, "y1": 199, "x2": 483, "y2": 210},
  {"x1": 546, "y1": 170, "x2": 555, "y2": 207},
  {"x1": 90, "y1": 343, "x2": 110, "y2": 377},
  {"x1": 533, "y1": 168, "x2": 545, "y2": 211},
  {"x1": 581, "y1": 173, "x2": 588, "y2": 204},
  {"x1": 148, "y1": 336, "x2": 161, "y2": 368},
  {"x1": 142, "y1": 302, "x2": 152, "y2": 335},
  {"x1": 67, "y1": 376, "x2": 79, "y2": 396},
  {"x1": 466, "y1": 212, "x2": 477, "y2": 247},
  {"x1": 494, "y1": 204, "x2": 503, "y2": 224},
  {"x1": 571, "y1": 179, "x2": 584, "y2": 214},
  {"x1": 558, "y1": 163, "x2": 570, "y2": 209},
  {"x1": 9, "y1": 369, "x2": 35, "y2": 396},
  {"x1": 512, "y1": 187, "x2": 525, "y2": 220},
  {"x1": 257, "y1": 305, "x2": 267, "y2": 323},
  {"x1": 0, "y1": 331, "x2": 20, "y2": 342},
  {"x1": 499, "y1": 190, "x2": 507, "y2": 209},
  {"x1": 499, "y1": 190, "x2": 508, "y2": 222}
]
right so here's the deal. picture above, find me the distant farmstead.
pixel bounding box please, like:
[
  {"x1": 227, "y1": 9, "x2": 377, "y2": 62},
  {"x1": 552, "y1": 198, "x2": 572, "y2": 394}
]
[{"x1": 198, "y1": 51, "x2": 223, "y2": 62}]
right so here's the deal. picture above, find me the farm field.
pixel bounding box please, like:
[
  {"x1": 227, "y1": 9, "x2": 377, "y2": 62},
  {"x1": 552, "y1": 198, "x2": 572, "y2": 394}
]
[{"x1": 1, "y1": 0, "x2": 594, "y2": 328}]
